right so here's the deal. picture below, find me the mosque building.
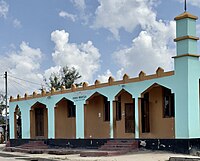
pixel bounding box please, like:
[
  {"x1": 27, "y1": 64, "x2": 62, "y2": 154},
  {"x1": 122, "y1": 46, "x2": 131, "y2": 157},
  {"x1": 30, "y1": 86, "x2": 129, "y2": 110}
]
[{"x1": 8, "y1": 10, "x2": 200, "y2": 152}]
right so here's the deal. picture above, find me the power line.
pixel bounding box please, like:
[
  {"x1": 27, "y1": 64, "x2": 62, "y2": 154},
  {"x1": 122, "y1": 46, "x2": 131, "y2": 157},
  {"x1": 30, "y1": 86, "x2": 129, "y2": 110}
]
[
  {"x1": 8, "y1": 77, "x2": 39, "y2": 92},
  {"x1": 8, "y1": 79, "x2": 28, "y2": 93},
  {"x1": 8, "y1": 74, "x2": 43, "y2": 86},
  {"x1": 8, "y1": 80, "x2": 24, "y2": 96},
  {"x1": 8, "y1": 80, "x2": 43, "y2": 109},
  {"x1": 9, "y1": 78, "x2": 48, "y2": 106}
]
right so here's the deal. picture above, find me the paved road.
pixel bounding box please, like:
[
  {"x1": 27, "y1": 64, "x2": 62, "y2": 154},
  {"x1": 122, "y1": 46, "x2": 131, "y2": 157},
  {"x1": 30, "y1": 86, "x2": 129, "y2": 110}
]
[
  {"x1": 0, "y1": 152, "x2": 56, "y2": 161},
  {"x1": 0, "y1": 144, "x2": 200, "y2": 161}
]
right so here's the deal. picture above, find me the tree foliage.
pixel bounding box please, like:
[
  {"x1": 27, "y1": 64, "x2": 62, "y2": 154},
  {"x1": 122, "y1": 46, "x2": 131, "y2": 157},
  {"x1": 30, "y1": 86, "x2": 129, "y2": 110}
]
[
  {"x1": 0, "y1": 94, "x2": 6, "y2": 124},
  {"x1": 45, "y1": 66, "x2": 82, "y2": 90}
]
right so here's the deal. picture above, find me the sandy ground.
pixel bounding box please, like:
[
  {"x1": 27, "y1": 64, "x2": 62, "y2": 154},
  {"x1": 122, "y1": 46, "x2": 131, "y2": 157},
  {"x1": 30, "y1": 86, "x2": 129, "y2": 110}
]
[{"x1": 0, "y1": 144, "x2": 200, "y2": 161}]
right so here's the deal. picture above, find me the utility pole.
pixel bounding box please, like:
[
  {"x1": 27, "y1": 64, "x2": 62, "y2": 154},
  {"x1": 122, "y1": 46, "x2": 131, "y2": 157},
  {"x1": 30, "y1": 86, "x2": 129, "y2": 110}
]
[{"x1": 4, "y1": 71, "x2": 8, "y2": 142}]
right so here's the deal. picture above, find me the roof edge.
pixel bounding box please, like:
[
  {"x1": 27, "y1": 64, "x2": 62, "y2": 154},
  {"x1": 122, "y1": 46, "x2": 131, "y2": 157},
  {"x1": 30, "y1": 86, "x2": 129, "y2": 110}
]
[{"x1": 174, "y1": 12, "x2": 198, "y2": 20}]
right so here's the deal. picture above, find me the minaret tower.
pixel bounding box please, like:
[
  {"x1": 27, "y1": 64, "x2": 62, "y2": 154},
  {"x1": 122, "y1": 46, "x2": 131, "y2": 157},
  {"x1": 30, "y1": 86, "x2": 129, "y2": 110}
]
[{"x1": 173, "y1": 6, "x2": 200, "y2": 138}]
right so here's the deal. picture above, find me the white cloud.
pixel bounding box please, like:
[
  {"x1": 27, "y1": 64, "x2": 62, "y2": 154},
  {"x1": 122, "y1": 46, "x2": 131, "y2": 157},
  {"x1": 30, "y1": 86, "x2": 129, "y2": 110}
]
[
  {"x1": 44, "y1": 66, "x2": 62, "y2": 83},
  {"x1": 176, "y1": 0, "x2": 200, "y2": 8},
  {"x1": 0, "y1": 0, "x2": 8, "y2": 18},
  {"x1": 97, "y1": 68, "x2": 125, "y2": 83},
  {"x1": 116, "y1": 68, "x2": 125, "y2": 80},
  {"x1": 13, "y1": 18, "x2": 22, "y2": 28},
  {"x1": 113, "y1": 20, "x2": 176, "y2": 76},
  {"x1": 70, "y1": 0, "x2": 90, "y2": 25},
  {"x1": 97, "y1": 69, "x2": 112, "y2": 83},
  {"x1": 0, "y1": 42, "x2": 44, "y2": 96},
  {"x1": 92, "y1": 0, "x2": 176, "y2": 76},
  {"x1": 59, "y1": 11, "x2": 77, "y2": 22},
  {"x1": 71, "y1": 0, "x2": 86, "y2": 11},
  {"x1": 50, "y1": 30, "x2": 101, "y2": 83},
  {"x1": 93, "y1": 0, "x2": 160, "y2": 40}
]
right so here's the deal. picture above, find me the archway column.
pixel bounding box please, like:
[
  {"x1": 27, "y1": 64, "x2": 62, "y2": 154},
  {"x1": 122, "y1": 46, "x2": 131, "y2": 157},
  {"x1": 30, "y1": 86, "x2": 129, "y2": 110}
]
[
  {"x1": 134, "y1": 97, "x2": 139, "y2": 138},
  {"x1": 109, "y1": 99, "x2": 114, "y2": 138},
  {"x1": 74, "y1": 101, "x2": 85, "y2": 139},
  {"x1": 9, "y1": 104, "x2": 15, "y2": 139},
  {"x1": 21, "y1": 106, "x2": 30, "y2": 139},
  {"x1": 47, "y1": 105, "x2": 55, "y2": 139}
]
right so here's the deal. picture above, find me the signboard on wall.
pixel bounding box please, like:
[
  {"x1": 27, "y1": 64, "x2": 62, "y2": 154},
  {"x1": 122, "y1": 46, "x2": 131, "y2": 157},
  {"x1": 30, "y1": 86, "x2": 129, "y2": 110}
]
[{"x1": 72, "y1": 91, "x2": 88, "y2": 102}]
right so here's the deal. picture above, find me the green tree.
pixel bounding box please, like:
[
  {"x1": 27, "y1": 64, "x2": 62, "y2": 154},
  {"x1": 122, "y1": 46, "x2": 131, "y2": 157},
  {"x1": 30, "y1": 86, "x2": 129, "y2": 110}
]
[
  {"x1": 45, "y1": 66, "x2": 82, "y2": 90},
  {"x1": 0, "y1": 94, "x2": 6, "y2": 124}
]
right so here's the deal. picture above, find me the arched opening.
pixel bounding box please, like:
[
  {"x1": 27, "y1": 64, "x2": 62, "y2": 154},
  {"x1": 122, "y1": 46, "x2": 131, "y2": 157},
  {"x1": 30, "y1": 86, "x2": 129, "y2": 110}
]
[
  {"x1": 55, "y1": 98, "x2": 76, "y2": 139},
  {"x1": 140, "y1": 83, "x2": 175, "y2": 139},
  {"x1": 14, "y1": 105, "x2": 22, "y2": 139},
  {"x1": 114, "y1": 89, "x2": 135, "y2": 138},
  {"x1": 30, "y1": 102, "x2": 48, "y2": 139},
  {"x1": 84, "y1": 92, "x2": 110, "y2": 138}
]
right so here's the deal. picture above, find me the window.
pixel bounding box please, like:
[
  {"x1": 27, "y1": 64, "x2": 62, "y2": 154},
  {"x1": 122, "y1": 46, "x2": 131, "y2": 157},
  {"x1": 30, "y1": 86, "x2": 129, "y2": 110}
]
[
  {"x1": 163, "y1": 88, "x2": 175, "y2": 118},
  {"x1": 116, "y1": 96, "x2": 122, "y2": 121},
  {"x1": 141, "y1": 93, "x2": 150, "y2": 133},
  {"x1": 68, "y1": 100, "x2": 76, "y2": 117},
  {"x1": 104, "y1": 97, "x2": 110, "y2": 121}
]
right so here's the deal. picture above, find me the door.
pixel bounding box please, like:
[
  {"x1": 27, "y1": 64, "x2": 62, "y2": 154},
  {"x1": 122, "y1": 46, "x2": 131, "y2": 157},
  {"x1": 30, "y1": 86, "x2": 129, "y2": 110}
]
[
  {"x1": 16, "y1": 115, "x2": 22, "y2": 138},
  {"x1": 35, "y1": 108, "x2": 44, "y2": 137},
  {"x1": 141, "y1": 93, "x2": 150, "y2": 133},
  {"x1": 125, "y1": 103, "x2": 135, "y2": 133}
]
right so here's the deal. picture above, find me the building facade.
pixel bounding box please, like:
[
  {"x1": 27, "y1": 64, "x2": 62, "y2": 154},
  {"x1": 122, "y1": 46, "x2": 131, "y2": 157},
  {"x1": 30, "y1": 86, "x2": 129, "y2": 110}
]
[{"x1": 9, "y1": 12, "x2": 200, "y2": 141}]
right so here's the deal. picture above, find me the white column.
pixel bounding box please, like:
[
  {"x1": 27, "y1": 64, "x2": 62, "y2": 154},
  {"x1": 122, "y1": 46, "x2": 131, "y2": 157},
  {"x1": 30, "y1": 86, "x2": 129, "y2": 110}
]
[{"x1": 135, "y1": 97, "x2": 139, "y2": 138}]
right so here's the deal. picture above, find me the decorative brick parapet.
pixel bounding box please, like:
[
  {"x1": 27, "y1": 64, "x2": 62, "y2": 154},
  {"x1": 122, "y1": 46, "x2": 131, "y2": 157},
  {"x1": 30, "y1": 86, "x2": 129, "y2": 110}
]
[{"x1": 10, "y1": 67, "x2": 174, "y2": 102}]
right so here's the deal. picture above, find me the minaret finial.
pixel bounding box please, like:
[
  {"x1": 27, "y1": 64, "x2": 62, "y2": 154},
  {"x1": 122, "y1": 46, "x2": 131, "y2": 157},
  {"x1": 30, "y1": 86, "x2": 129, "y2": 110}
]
[{"x1": 184, "y1": 0, "x2": 187, "y2": 12}]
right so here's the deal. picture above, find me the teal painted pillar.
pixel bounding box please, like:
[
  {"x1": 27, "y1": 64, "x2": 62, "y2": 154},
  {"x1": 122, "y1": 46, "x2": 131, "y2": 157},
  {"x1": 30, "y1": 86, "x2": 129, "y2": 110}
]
[
  {"x1": 174, "y1": 58, "x2": 189, "y2": 138},
  {"x1": 134, "y1": 97, "x2": 139, "y2": 138},
  {"x1": 9, "y1": 105, "x2": 15, "y2": 139},
  {"x1": 21, "y1": 106, "x2": 30, "y2": 139},
  {"x1": 75, "y1": 101, "x2": 85, "y2": 139},
  {"x1": 187, "y1": 58, "x2": 200, "y2": 138},
  {"x1": 47, "y1": 105, "x2": 55, "y2": 139},
  {"x1": 109, "y1": 99, "x2": 114, "y2": 138}
]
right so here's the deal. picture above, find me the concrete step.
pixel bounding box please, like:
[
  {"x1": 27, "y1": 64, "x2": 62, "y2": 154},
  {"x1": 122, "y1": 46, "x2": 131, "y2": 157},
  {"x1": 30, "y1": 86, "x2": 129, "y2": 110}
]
[
  {"x1": 16, "y1": 141, "x2": 48, "y2": 149},
  {"x1": 99, "y1": 140, "x2": 138, "y2": 152}
]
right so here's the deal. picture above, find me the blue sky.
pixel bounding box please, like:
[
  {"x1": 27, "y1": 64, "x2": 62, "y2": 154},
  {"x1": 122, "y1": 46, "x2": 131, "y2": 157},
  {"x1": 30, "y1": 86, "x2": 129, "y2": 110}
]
[{"x1": 0, "y1": 0, "x2": 199, "y2": 96}]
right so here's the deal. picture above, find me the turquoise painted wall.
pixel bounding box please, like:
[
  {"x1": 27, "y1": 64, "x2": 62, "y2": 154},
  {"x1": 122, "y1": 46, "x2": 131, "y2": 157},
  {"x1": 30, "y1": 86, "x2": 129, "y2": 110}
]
[
  {"x1": 177, "y1": 18, "x2": 196, "y2": 38},
  {"x1": 9, "y1": 12, "x2": 200, "y2": 140},
  {"x1": 10, "y1": 75, "x2": 177, "y2": 139},
  {"x1": 177, "y1": 39, "x2": 197, "y2": 55},
  {"x1": 9, "y1": 65, "x2": 200, "y2": 139}
]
